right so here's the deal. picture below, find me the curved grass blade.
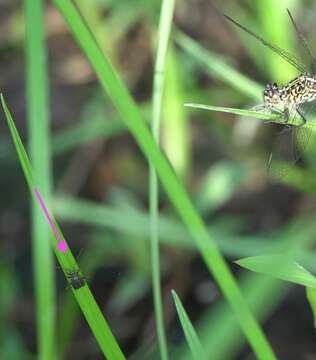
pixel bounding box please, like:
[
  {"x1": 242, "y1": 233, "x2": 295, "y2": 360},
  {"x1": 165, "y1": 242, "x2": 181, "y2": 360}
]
[
  {"x1": 172, "y1": 290, "x2": 207, "y2": 360},
  {"x1": 185, "y1": 103, "x2": 282, "y2": 123},
  {"x1": 186, "y1": 102, "x2": 316, "y2": 182},
  {"x1": 51, "y1": 1, "x2": 277, "y2": 359},
  {"x1": 1, "y1": 95, "x2": 126, "y2": 360},
  {"x1": 185, "y1": 102, "x2": 316, "y2": 129},
  {"x1": 53, "y1": 0, "x2": 275, "y2": 360},
  {"x1": 306, "y1": 287, "x2": 316, "y2": 328},
  {"x1": 236, "y1": 254, "x2": 316, "y2": 288}
]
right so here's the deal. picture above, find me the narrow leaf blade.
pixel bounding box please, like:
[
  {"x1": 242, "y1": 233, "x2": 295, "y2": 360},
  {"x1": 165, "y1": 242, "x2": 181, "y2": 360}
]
[
  {"x1": 0, "y1": 95, "x2": 126, "y2": 360},
  {"x1": 172, "y1": 290, "x2": 207, "y2": 360},
  {"x1": 1, "y1": 94, "x2": 35, "y2": 189},
  {"x1": 236, "y1": 255, "x2": 316, "y2": 288},
  {"x1": 306, "y1": 287, "x2": 316, "y2": 328},
  {"x1": 184, "y1": 103, "x2": 316, "y2": 129}
]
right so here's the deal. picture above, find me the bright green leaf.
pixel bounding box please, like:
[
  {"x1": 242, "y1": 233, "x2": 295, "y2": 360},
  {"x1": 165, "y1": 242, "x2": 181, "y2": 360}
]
[
  {"x1": 172, "y1": 290, "x2": 207, "y2": 360},
  {"x1": 306, "y1": 287, "x2": 316, "y2": 328},
  {"x1": 236, "y1": 255, "x2": 316, "y2": 288},
  {"x1": 0, "y1": 95, "x2": 125, "y2": 360}
]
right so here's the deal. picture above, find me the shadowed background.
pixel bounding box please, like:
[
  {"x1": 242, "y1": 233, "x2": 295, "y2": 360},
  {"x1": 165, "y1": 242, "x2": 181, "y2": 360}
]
[{"x1": 1, "y1": 0, "x2": 316, "y2": 359}]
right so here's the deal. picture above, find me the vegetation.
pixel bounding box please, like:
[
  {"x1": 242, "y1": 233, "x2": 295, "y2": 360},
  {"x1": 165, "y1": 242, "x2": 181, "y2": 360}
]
[{"x1": 1, "y1": 0, "x2": 316, "y2": 359}]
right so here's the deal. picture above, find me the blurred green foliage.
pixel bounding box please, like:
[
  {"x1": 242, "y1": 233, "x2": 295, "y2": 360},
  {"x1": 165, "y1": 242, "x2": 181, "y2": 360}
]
[{"x1": 2, "y1": 0, "x2": 316, "y2": 359}]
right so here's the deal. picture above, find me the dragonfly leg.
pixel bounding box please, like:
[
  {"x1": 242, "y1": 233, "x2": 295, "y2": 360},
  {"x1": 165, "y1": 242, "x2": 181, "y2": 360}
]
[
  {"x1": 283, "y1": 107, "x2": 290, "y2": 124},
  {"x1": 262, "y1": 107, "x2": 283, "y2": 124},
  {"x1": 296, "y1": 108, "x2": 307, "y2": 126}
]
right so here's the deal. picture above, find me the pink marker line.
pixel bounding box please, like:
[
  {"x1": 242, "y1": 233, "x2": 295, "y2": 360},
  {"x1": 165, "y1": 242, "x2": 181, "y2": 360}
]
[{"x1": 34, "y1": 187, "x2": 67, "y2": 253}]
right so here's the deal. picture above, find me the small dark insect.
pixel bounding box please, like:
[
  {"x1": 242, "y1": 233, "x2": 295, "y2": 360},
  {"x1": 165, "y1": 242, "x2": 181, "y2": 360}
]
[{"x1": 66, "y1": 268, "x2": 86, "y2": 290}]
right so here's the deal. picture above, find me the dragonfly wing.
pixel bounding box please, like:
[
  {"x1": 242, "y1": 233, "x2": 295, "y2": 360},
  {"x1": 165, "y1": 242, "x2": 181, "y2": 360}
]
[
  {"x1": 293, "y1": 100, "x2": 316, "y2": 160},
  {"x1": 268, "y1": 125, "x2": 295, "y2": 180},
  {"x1": 286, "y1": 9, "x2": 316, "y2": 72},
  {"x1": 224, "y1": 14, "x2": 307, "y2": 73},
  {"x1": 268, "y1": 103, "x2": 313, "y2": 180},
  {"x1": 293, "y1": 123, "x2": 311, "y2": 162},
  {"x1": 251, "y1": 104, "x2": 268, "y2": 112}
]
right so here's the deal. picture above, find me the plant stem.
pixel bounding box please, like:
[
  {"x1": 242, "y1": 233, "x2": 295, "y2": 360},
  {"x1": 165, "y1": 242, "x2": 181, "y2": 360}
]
[
  {"x1": 25, "y1": 0, "x2": 55, "y2": 358},
  {"x1": 150, "y1": 1, "x2": 175, "y2": 359}
]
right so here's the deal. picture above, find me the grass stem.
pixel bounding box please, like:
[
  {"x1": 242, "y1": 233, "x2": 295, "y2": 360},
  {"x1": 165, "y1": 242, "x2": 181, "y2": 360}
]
[
  {"x1": 150, "y1": 1, "x2": 175, "y2": 359},
  {"x1": 24, "y1": 1, "x2": 55, "y2": 358}
]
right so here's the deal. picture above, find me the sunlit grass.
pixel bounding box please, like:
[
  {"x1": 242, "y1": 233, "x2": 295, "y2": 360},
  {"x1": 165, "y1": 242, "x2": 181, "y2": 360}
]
[
  {"x1": 3, "y1": 1, "x2": 316, "y2": 358},
  {"x1": 52, "y1": 1, "x2": 277, "y2": 358},
  {"x1": 1, "y1": 95, "x2": 126, "y2": 360},
  {"x1": 149, "y1": 0, "x2": 175, "y2": 359},
  {"x1": 24, "y1": 1, "x2": 55, "y2": 358}
]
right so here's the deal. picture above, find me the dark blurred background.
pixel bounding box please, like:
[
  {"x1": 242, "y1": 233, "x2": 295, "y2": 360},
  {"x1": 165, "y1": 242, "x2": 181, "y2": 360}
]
[{"x1": 2, "y1": 0, "x2": 316, "y2": 359}]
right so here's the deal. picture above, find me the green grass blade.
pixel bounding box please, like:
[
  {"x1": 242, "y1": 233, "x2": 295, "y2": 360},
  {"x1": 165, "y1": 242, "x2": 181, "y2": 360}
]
[
  {"x1": 173, "y1": 275, "x2": 288, "y2": 360},
  {"x1": 185, "y1": 103, "x2": 281, "y2": 121},
  {"x1": 24, "y1": 1, "x2": 55, "y2": 357},
  {"x1": 56, "y1": 238, "x2": 114, "y2": 355},
  {"x1": 172, "y1": 290, "x2": 207, "y2": 360},
  {"x1": 1, "y1": 95, "x2": 126, "y2": 360},
  {"x1": 52, "y1": 197, "x2": 316, "y2": 270},
  {"x1": 174, "y1": 221, "x2": 316, "y2": 359},
  {"x1": 25, "y1": 0, "x2": 56, "y2": 360},
  {"x1": 175, "y1": 30, "x2": 263, "y2": 101},
  {"x1": 306, "y1": 287, "x2": 316, "y2": 328},
  {"x1": 186, "y1": 103, "x2": 316, "y2": 190},
  {"x1": 150, "y1": 0, "x2": 175, "y2": 359},
  {"x1": 185, "y1": 102, "x2": 316, "y2": 129},
  {"x1": 1, "y1": 98, "x2": 35, "y2": 188},
  {"x1": 51, "y1": 2, "x2": 277, "y2": 358},
  {"x1": 163, "y1": 46, "x2": 190, "y2": 177},
  {"x1": 236, "y1": 255, "x2": 316, "y2": 288}
]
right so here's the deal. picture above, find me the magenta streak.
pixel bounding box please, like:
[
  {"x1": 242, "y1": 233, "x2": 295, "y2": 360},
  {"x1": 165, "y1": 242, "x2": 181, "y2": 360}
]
[{"x1": 34, "y1": 188, "x2": 62, "y2": 245}]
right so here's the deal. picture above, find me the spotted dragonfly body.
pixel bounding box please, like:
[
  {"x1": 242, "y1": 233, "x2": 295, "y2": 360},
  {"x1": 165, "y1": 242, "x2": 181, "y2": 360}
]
[
  {"x1": 264, "y1": 73, "x2": 316, "y2": 120},
  {"x1": 224, "y1": 10, "x2": 316, "y2": 178},
  {"x1": 225, "y1": 11, "x2": 316, "y2": 124}
]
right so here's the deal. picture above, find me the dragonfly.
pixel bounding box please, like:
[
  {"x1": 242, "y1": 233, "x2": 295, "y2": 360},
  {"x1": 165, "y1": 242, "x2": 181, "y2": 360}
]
[{"x1": 224, "y1": 9, "x2": 316, "y2": 178}]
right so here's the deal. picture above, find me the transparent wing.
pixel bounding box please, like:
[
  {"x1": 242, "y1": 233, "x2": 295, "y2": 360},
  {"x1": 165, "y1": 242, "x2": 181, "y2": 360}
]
[
  {"x1": 268, "y1": 124, "x2": 296, "y2": 180},
  {"x1": 286, "y1": 9, "x2": 316, "y2": 72},
  {"x1": 292, "y1": 123, "x2": 311, "y2": 162},
  {"x1": 224, "y1": 14, "x2": 307, "y2": 73},
  {"x1": 251, "y1": 104, "x2": 268, "y2": 112},
  {"x1": 295, "y1": 100, "x2": 316, "y2": 158},
  {"x1": 268, "y1": 103, "x2": 313, "y2": 180}
]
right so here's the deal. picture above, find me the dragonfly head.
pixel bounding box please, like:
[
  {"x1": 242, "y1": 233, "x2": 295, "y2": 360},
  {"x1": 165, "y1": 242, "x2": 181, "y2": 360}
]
[{"x1": 263, "y1": 82, "x2": 284, "y2": 110}]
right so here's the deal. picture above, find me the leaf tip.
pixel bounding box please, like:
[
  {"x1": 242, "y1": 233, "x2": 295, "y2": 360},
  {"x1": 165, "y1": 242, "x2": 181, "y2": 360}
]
[
  {"x1": 0, "y1": 93, "x2": 5, "y2": 107},
  {"x1": 171, "y1": 289, "x2": 180, "y2": 304}
]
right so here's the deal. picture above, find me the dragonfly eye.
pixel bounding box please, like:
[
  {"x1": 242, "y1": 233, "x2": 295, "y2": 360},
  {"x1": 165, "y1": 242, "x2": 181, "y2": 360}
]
[
  {"x1": 264, "y1": 83, "x2": 273, "y2": 95},
  {"x1": 264, "y1": 83, "x2": 279, "y2": 98}
]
